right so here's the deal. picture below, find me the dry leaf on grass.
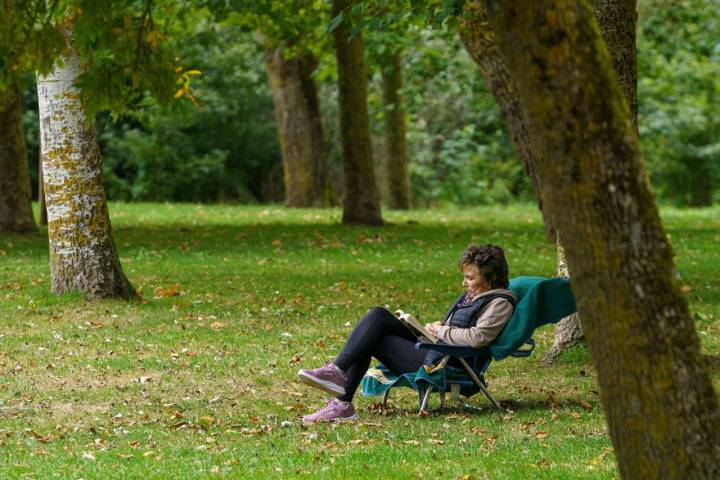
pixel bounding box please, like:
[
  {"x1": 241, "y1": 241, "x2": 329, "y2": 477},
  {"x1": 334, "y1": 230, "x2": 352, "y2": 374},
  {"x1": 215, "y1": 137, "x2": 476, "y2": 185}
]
[
  {"x1": 154, "y1": 285, "x2": 179, "y2": 298},
  {"x1": 534, "y1": 431, "x2": 549, "y2": 439}
]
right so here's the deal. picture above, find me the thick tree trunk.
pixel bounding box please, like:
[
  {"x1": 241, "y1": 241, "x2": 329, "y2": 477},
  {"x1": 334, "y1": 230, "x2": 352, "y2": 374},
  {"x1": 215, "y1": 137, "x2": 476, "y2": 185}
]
[
  {"x1": 263, "y1": 46, "x2": 332, "y2": 207},
  {"x1": 332, "y1": 0, "x2": 383, "y2": 225},
  {"x1": 37, "y1": 28, "x2": 136, "y2": 300},
  {"x1": 0, "y1": 79, "x2": 36, "y2": 233},
  {"x1": 459, "y1": 2, "x2": 554, "y2": 240},
  {"x1": 381, "y1": 50, "x2": 411, "y2": 210},
  {"x1": 483, "y1": 1, "x2": 720, "y2": 477},
  {"x1": 543, "y1": 0, "x2": 637, "y2": 362}
]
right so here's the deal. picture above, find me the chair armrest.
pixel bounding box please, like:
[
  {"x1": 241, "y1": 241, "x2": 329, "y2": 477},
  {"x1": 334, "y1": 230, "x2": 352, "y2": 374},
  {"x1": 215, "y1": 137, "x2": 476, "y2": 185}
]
[
  {"x1": 509, "y1": 339, "x2": 536, "y2": 357},
  {"x1": 415, "y1": 342, "x2": 489, "y2": 358}
]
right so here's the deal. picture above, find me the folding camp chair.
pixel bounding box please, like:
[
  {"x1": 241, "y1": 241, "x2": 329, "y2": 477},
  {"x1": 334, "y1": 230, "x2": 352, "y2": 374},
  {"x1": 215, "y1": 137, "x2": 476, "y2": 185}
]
[{"x1": 361, "y1": 276, "x2": 577, "y2": 414}]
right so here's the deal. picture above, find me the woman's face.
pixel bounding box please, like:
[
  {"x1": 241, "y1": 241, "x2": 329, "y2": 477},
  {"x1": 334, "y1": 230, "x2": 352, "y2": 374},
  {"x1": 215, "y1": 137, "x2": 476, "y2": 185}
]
[{"x1": 462, "y1": 264, "x2": 490, "y2": 297}]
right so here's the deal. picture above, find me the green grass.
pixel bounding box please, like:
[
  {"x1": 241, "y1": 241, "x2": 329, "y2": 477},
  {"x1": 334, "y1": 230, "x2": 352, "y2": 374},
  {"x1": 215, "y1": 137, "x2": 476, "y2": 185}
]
[{"x1": 1, "y1": 203, "x2": 718, "y2": 479}]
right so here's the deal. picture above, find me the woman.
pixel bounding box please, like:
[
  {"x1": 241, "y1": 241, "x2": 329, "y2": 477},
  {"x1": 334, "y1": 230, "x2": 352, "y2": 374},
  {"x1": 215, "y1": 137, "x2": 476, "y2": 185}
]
[{"x1": 298, "y1": 244, "x2": 517, "y2": 423}]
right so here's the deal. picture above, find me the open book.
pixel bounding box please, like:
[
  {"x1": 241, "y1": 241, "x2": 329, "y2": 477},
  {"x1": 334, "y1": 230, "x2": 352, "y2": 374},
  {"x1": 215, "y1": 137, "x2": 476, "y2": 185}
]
[{"x1": 394, "y1": 310, "x2": 438, "y2": 344}]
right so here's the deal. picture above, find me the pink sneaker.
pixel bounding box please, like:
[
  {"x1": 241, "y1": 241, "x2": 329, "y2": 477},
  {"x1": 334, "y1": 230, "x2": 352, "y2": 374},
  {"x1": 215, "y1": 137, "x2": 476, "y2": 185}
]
[
  {"x1": 302, "y1": 399, "x2": 358, "y2": 424},
  {"x1": 298, "y1": 362, "x2": 346, "y2": 395}
]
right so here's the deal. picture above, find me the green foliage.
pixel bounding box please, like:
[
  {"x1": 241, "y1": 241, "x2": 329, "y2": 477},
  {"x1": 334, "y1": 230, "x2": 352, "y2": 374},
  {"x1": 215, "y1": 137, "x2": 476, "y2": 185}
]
[
  {"x1": 99, "y1": 26, "x2": 282, "y2": 203},
  {"x1": 0, "y1": 0, "x2": 64, "y2": 90},
  {"x1": 638, "y1": 0, "x2": 720, "y2": 206},
  {"x1": 377, "y1": 29, "x2": 530, "y2": 207}
]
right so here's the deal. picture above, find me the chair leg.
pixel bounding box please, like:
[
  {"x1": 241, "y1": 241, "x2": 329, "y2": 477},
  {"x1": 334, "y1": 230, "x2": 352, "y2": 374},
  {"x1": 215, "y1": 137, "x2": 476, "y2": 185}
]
[
  {"x1": 419, "y1": 387, "x2": 433, "y2": 415},
  {"x1": 382, "y1": 389, "x2": 390, "y2": 408},
  {"x1": 440, "y1": 390, "x2": 446, "y2": 409},
  {"x1": 457, "y1": 358, "x2": 502, "y2": 410}
]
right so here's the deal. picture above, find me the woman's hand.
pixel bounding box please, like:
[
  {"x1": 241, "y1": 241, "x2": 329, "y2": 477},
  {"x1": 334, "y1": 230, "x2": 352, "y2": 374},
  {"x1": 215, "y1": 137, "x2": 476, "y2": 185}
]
[{"x1": 425, "y1": 321, "x2": 443, "y2": 336}]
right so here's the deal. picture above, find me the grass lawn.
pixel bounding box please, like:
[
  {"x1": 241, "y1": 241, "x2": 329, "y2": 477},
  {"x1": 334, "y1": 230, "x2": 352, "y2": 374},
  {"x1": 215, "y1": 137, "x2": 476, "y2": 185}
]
[{"x1": 1, "y1": 203, "x2": 718, "y2": 479}]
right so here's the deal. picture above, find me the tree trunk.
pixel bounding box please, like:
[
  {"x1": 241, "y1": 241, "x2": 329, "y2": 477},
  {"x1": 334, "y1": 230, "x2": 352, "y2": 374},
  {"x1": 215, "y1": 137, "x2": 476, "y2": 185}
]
[
  {"x1": 542, "y1": 233, "x2": 585, "y2": 364},
  {"x1": 332, "y1": 0, "x2": 383, "y2": 225},
  {"x1": 263, "y1": 45, "x2": 332, "y2": 207},
  {"x1": 0, "y1": 79, "x2": 36, "y2": 233},
  {"x1": 543, "y1": 0, "x2": 637, "y2": 362},
  {"x1": 483, "y1": 1, "x2": 720, "y2": 477},
  {"x1": 458, "y1": 1, "x2": 554, "y2": 240},
  {"x1": 37, "y1": 27, "x2": 136, "y2": 300},
  {"x1": 381, "y1": 49, "x2": 411, "y2": 210},
  {"x1": 592, "y1": 0, "x2": 638, "y2": 129}
]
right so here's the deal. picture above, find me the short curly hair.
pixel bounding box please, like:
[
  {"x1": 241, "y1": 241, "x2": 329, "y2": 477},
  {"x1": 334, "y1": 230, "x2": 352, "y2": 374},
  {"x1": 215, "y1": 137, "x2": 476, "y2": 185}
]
[{"x1": 459, "y1": 244, "x2": 509, "y2": 289}]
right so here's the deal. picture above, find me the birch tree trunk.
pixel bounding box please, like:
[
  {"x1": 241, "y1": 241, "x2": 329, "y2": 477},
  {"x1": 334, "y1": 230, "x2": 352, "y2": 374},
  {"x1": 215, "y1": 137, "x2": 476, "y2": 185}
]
[
  {"x1": 0, "y1": 79, "x2": 36, "y2": 233},
  {"x1": 381, "y1": 49, "x2": 411, "y2": 210},
  {"x1": 484, "y1": 1, "x2": 720, "y2": 477},
  {"x1": 37, "y1": 28, "x2": 136, "y2": 300},
  {"x1": 263, "y1": 46, "x2": 332, "y2": 207},
  {"x1": 332, "y1": 0, "x2": 383, "y2": 225}
]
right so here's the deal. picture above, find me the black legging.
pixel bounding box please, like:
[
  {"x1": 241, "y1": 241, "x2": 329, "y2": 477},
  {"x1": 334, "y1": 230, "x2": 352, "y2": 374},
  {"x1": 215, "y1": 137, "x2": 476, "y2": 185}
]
[{"x1": 334, "y1": 307, "x2": 426, "y2": 402}]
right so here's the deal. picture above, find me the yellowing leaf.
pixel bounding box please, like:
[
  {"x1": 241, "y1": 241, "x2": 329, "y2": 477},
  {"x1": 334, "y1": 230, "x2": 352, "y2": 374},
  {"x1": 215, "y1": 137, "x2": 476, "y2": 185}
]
[{"x1": 174, "y1": 89, "x2": 184, "y2": 98}]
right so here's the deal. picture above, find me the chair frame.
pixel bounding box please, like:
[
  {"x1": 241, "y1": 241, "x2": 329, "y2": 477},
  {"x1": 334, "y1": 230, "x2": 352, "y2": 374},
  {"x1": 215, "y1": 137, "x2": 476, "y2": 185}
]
[{"x1": 379, "y1": 339, "x2": 536, "y2": 415}]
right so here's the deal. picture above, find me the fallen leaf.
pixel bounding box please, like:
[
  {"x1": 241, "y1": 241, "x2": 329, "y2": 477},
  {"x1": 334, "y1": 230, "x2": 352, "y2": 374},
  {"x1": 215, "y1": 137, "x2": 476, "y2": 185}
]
[
  {"x1": 82, "y1": 451, "x2": 96, "y2": 461},
  {"x1": 210, "y1": 322, "x2": 225, "y2": 330},
  {"x1": 402, "y1": 440, "x2": 420, "y2": 445},
  {"x1": 578, "y1": 400, "x2": 593, "y2": 412},
  {"x1": 534, "y1": 431, "x2": 549, "y2": 439},
  {"x1": 154, "y1": 285, "x2": 179, "y2": 298},
  {"x1": 428, "y1": 439, "x2": 445, "y2": 445}
]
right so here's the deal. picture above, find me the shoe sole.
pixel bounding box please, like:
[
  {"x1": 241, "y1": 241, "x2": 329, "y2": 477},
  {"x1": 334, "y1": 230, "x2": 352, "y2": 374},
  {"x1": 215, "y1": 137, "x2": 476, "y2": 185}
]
[
  {"x1": 302, "y1": 413, "x2": 358, "y2": 425},
  {"x1": 298, "y1": 370, "x2": 345, "y2": 395}
]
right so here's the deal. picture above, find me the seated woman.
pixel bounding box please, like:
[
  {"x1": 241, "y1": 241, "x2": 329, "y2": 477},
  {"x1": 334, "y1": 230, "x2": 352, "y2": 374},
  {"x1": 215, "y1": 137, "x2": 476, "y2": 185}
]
[{"x1": 297, "y1": 244, "x2": 517, "y2": 423}]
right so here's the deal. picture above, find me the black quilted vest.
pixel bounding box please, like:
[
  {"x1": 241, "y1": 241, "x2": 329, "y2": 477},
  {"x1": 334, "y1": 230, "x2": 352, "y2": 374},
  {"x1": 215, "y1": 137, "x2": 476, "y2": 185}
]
[
  {"x1": 443, "y1": 291, "x2": 517, "y2": 329},
  {"x1": 423, "y1": 291, "x2": 517, "y2": 367}
]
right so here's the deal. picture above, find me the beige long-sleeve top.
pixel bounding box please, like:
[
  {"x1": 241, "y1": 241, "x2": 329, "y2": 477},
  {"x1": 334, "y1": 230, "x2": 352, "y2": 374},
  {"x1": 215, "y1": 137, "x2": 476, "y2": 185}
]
[{"x1": 435, "y1": 288, "x2": 516, "y2": 348}]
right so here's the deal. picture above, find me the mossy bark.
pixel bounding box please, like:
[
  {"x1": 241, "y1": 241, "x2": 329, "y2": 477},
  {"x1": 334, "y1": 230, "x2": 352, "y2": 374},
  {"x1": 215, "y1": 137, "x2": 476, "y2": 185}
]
[
  {"x1": 37, "y1": 27, "x2": 136, "y2": 300},
  {"x1": 263, "y1": 46, "x2": 333, "y2": 207},
  {"x1": 0, "y1": 79, "x2": 36, "y2": 233},
  {"x1": 483, "y1": 1, "x2": 720, "y2": 477},
  {"x1": 381, "y1": 50, "x2": 411, "y2": 210},
  {"x1": 332, "y1": 0, "x2": 383, "y2": 225}
]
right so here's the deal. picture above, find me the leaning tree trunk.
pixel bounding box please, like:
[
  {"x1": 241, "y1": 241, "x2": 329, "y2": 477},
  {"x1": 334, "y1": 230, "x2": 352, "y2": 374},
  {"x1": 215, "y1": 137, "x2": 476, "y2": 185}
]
[
  {"x1": 263, "y1": 45, "x2": 332, "y2": 207},
  {"x1": 332, "y1": 0, "x2": 383, "y2": 225},
  {"x1": 484, "y1": 1, "x2": 720, "y2": 477},
  {"x1": 543, "y1": 0, "x2": 637, "y2": 362},
  {"x1": 37, "y1": 28, "x2": 136, "y2": 300},
  {"x1": 459, "y1": 1, "x2": 554, "y2": 240},
  {"x1": 381, "y1": 49, "x2": 411, "y2": 210},
  {"x1": 0, "y1": 79, "x2": 36, "y2": 233}
]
